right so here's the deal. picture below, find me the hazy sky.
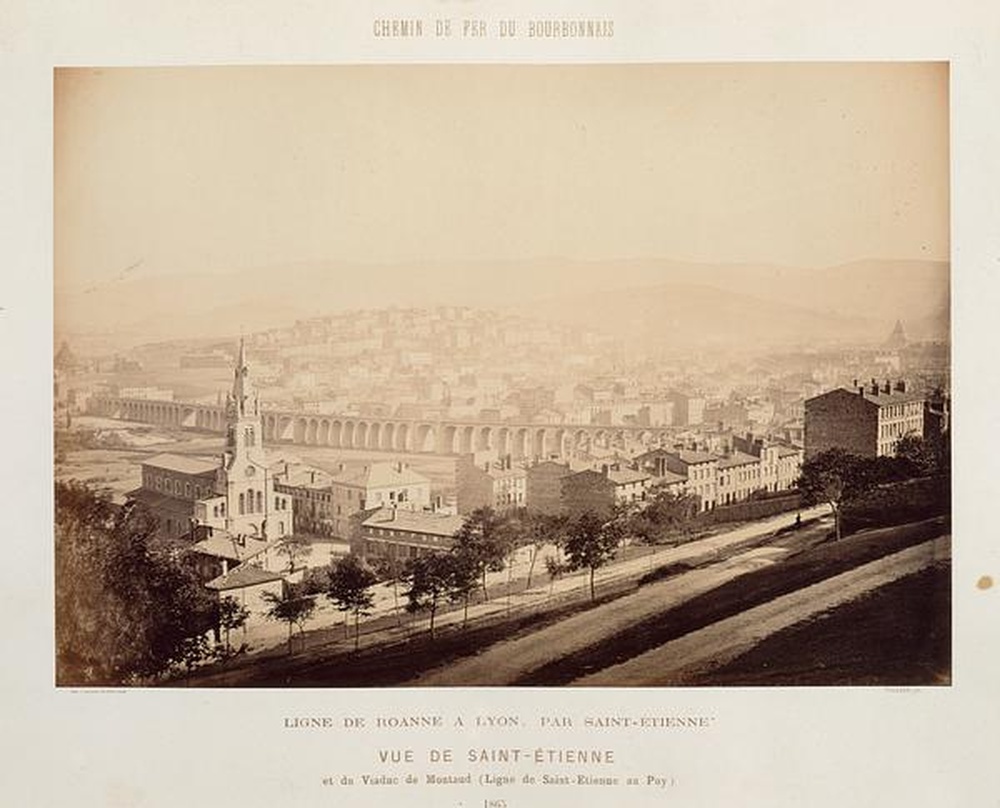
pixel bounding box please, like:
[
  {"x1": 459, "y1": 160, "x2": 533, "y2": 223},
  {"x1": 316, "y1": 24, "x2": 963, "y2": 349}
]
[{"x1": 55, "y1": 63, "x2": 948, "y2": 291}]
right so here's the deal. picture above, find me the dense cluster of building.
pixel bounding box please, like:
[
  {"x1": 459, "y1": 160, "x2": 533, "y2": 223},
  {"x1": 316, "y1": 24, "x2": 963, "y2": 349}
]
[{"x1": 68, "y1": 314, "x2": 948, "y2": 628}]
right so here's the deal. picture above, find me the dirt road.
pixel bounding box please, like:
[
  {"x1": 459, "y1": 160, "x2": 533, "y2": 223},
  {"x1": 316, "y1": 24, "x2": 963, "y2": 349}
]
[{"x1": 572, "y1": 535, "x2": 950, "y2": 686}]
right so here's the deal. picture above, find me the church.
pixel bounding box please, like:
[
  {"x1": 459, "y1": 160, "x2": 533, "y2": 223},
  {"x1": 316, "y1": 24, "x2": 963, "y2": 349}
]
[{"x1": 128, "y1": 340, "x2": 294, "y2": 565}]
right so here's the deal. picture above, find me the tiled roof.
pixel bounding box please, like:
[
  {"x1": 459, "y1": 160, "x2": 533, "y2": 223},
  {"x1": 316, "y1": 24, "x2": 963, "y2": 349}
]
[
  {"x1": 189, "y1": 532, "x2": 275, "y2": 562},
  {"x1": 126, "y1": 488, "x2": 196, "y2": 518},
  {"x1": 718, "y1": 451, "x2": 760, "y2": 469},
  {"x1": 206, "y1": 564, "x2": 285, "y2": 591},
  {"x1": 362, "y1": 507, "x2": 465, "y2": 538},
  {"x1": 332, "y1": 462, "x2": 430, "y2": 489},
  {"x1": 606, "y1": 468, "x2": 650, "y2": 485},
  {"x1": 142, "y1": 453, "x2": 219, "y2": 476},
  {"x1": 651, "y1": 471, "x2": 687, "y2": 485},
  {"x1": 274, "y1": 464, "x2": 333, "y2": 489},
  {"x1": 673, "y1": 449, "x2": 718, "y2": 465}
]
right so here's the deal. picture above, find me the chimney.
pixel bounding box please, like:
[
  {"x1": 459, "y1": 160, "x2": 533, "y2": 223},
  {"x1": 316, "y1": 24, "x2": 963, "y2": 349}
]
[
  {"x1": 310, "y1": 470, "x2": 316, "y2": 484},
  {"x1": 895, "y1": 380, "x2": 906, "y2": 393},
  {"x1": 883, "y1": 379, "x2": 891, "y2": 394},
  {"x1": 601, "y1": 464, "x2": 609, "y2": 477},
  {"x1": 338, "y1": 462, "x2": 345, "y2": 473},
  {"x1": 870, "y1": 381, "x2": 879, "y2": 395}
]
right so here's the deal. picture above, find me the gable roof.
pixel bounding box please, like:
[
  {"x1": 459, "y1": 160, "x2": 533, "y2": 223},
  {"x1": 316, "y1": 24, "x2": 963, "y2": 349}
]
[
  {"x1": 142, "y1": 453, "x2": 219, "y2": 476},
  {"x1": 361, "y1": 508, "x2": 465, "y2": 538},
  {"x1": 332, "y1": 462, "x2": 430, "y2": 489},
  {"x1": 206, "y1": 564, "x2": 285, "y2": 591},
  {"x1": 718, "y1": 451, "x2": 760, "y2": 469}
]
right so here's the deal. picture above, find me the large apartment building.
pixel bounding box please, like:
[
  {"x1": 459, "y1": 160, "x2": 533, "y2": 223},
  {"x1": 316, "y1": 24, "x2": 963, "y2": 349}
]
[{"x1": 805, "y1": 380, "x2": 925, "y2": 459}]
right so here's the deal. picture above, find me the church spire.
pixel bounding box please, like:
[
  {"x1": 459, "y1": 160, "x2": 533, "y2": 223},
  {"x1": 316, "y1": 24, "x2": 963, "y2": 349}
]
[{"x1": 230, "y1": 337, "x2": 255, "y2": 417}]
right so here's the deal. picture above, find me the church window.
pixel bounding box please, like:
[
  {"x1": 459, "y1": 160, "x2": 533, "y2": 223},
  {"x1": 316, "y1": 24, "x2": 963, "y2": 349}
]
[
  {"x1": 238, "y1": 493, "x2": 245, "y2": 515},
  {"x1": 256, "y1": 491, "x2": 263, "y2": 512},
  {"x1": 275, "y1": 496, "x2": 280, "y2": 511},
  {"x1": 246, "y1": 488, "x2": 254, "y2": 513},
  {"x1": 245, "y1": 426, "x2": 255, "y2": 446},
  {"x1": 279, "y1": 521, "x2": 285, "y2": 536}
]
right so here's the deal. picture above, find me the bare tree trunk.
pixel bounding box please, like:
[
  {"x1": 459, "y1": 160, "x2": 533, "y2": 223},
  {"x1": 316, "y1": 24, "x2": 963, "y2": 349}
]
[
  {"x1": 392, "y1": 579, "x2": 402, "y2": 627},
  {"x1": 526, "y1": 545, "x2": 538, "y2": 590},
  {"x1": 354, "y1": 611, "x2": 360, "y2": 651},
  {"x1": 590, "y1": 567, "x2": 596, "y2": 601}
]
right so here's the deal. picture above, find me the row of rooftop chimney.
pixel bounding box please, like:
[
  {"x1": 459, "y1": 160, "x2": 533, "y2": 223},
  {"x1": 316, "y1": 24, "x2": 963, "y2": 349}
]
[{"x1": 853, "y1": 378, "x2": 907, "y2": 396}]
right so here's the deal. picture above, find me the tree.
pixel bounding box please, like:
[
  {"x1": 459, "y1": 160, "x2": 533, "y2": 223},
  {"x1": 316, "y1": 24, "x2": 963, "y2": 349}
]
[
  {"x1": 55, "y1": 481, "x2": 217, "y2": 685},
  {"x1": 276, "y1": 535, "x2": 313, "y2": 575},
  {"x1": 177, "y1": 634, "x2": 213, "y2": 683},
  {"x1": 372, "y1": 555, "x2": 406, "y2": 626},
  {"x1": 562, "y1": 509, "x2": 622, "y2": 601},
  {"x1": 451, "y1": 507, "x2": 512, "y2": 602},
  {"x1": 403, "y1": 553, "x2": 454, "y2": 638},
  {"x1": 262, "y1": 586, "x2": 316, "y2": 655},
  {"x1": 895, "y1": 433, "x2": 943, "y2": 477},
  {"x1": 796, "y1": 449, "x2": 875, "y2": 541},
  {"x1": 519, "y1": 511, "x2": 567, "y2": 590},
  {"x1": 628, "y1": 485, "x2": 700, "y2": 543},
  {"x1": 446, "y1": 548, "x2": 480, "y2": 628},
  {"x1": 216, "y1": 595, "x2": 250, "y2": 655},
  {"x1": 544, "y1": 554, "x2": 568, "y2": 598},
  {"x1": 326, "y1": 555, "x2": 378, "y2": 650}
]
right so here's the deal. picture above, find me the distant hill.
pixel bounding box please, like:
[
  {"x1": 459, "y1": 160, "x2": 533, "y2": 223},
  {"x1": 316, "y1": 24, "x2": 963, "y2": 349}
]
[
  {"x1": 512, "y1": 281, "x2": 878, "y2": 352},
  {"x1": 54, "y1": 257, "x2": 949, "y2": 352}
]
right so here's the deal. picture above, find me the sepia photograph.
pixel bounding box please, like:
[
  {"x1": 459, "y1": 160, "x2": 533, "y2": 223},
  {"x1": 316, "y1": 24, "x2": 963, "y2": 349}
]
[{"x1": 53, "y1": 62, "x2": 951, "y2": 689}]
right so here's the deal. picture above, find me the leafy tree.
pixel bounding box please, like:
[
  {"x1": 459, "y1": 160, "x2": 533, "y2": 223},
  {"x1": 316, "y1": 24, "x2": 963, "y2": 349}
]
[
  {"x1": 217, "y1": 595, "x2": 250, "y2": 655},
  {"x1": 55, "y1": 481, "x2": 216, "y2": 685},
  {"x1": 446, "y1": 548, "x2": 480, "y2": 628},
  {"x1": 298, "y1": 565, "x2": 331, "y2": 596},
  {"x1": 895, "y1": 433, "x2": 943, "y2": 477},
  {"x1": 797, "y1": 449, "x2": 875, "y2": 541},
  {"x1": 403, "y1": 553, "x2": 454, "y2": 638},
  {"x1": 177, "y1": 634, "x2": 213, "y2": 682},
  {"x1": 562, "y1": 509, "x2": 622, "y2": 601},
  {"x1": 326, "y1": 555, "x2": 378, "y2": 650},
  {"x1": 262, "y1": 586, "x2": 316, "y2": 654},
  {"x1": 628, "y1": 485, "x2": 700, "y2": 543},
  {"x1": 451, "y1": 507, "x2": 512, "y2": 602},
  {"x1": 544, "y1": 554, "x2": 568, "y2": 597}
]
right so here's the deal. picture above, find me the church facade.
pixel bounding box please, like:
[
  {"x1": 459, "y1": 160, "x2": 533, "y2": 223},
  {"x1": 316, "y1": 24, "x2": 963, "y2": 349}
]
[{"x1": 129, "y1": 340, "x2": 293, "y2": 543}]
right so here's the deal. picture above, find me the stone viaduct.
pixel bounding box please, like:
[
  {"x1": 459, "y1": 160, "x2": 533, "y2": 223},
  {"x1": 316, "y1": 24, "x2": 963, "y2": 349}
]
[{"x1": 90, "y1": 395, "x2": 677, "y2": 460}]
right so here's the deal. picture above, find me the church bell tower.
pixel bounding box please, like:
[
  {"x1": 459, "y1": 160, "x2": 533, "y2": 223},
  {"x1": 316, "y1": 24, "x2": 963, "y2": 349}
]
[{"x1": 218, "y1": 338, "x2": 275, "y2": 538}]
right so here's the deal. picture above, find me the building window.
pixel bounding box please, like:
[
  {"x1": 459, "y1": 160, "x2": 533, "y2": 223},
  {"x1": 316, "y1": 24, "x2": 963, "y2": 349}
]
[
  {"x1": 256, "y1": 491, "x2": 263, "y2": 512},
  {"x1": 239, "y1": 493, "x2": 245, "y2": 515}
]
